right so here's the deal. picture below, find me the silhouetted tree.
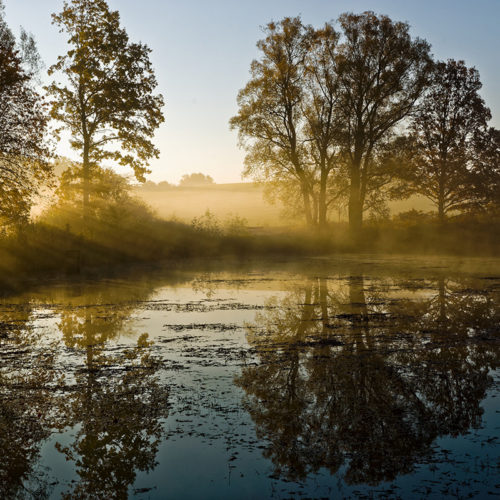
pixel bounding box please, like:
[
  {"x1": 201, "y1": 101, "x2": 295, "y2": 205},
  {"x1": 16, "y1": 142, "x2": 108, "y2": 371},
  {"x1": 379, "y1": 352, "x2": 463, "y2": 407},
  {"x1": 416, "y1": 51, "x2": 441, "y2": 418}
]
[
  {"x1": 0, "y1": 1, "x2": 52, "y2": 224},
  {"x1": 401, "y1": 60, "x2": 493, "y2": 222},
  {"x1": 231, "y1": 13, "x2": 432, "y2": 231},
  {"x1": 230, "y1": 18, "x2": 316, "y2": 226},
  {"x1": 335, "y1": 12, "x2": 431, "y2": 234},
  {"x1": 467, "y1": 126, "x2": 500, "y2": 214},
  {"x1": 47, "y1": 0, "x2": 164, "y2": 225}
]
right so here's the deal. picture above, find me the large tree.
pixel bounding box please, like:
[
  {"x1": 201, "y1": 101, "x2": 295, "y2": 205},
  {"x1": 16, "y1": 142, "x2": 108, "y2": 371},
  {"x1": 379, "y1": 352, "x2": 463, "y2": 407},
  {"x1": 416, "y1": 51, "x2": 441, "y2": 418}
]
[
  {"x1": 230, "y1": 18, "x2": 317, "y2": 226},
  {"x1": 335, "y1": 11, "x2": 431, "y2": 234},
  {"x1": 231, "y1": 13, "x2": 432, "y2": 231},
  {"x1": 0, "y1": 1, "x2": 52, "y2": 225},
  {"x1": 47, "y1": 0, "x2": 164, "y2": 224},
  {"x1": 401, "y1": 60, "x2": 493, "y2": 221}
]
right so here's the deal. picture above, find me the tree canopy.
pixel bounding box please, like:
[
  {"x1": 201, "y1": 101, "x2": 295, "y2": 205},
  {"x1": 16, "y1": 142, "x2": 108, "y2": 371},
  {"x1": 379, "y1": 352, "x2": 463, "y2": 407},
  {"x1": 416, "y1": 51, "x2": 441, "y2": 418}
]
[
  {"x1": 230, "y1": 12, "x2": 433, "y2": 232},
  {"x1": 398, "y1": 60, "x2": 496, "y2": 221},
  {"x1": 0, "y1": 0, "x2": 52, "y2": 225},
  {"x1": 47, "y1": 0, "x2": 164, "y2": 221}
]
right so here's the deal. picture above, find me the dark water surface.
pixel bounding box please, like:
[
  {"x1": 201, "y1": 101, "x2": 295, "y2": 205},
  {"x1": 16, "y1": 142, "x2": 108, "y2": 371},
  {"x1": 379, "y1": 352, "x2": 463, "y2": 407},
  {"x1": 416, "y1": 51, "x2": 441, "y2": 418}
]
[{"x1": 1, "y1": 256, "x2": 499, "y2": 499}]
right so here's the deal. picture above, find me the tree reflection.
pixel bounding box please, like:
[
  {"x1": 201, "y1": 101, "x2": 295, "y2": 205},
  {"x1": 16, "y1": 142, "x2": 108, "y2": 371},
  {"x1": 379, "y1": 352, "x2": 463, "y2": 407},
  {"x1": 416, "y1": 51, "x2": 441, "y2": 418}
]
[
  {"x1": 237, "y1": 274, "x2": 500, "y2": 484},
  {"x1": 0, "y1": 281, "x2": 169, "y2": 498},
  {"x1": 53, "y1": 286, "x2": 169, "y2": 499},
  {"x1": 0, "y1": 305, "x2": 62, "y2": 498}
]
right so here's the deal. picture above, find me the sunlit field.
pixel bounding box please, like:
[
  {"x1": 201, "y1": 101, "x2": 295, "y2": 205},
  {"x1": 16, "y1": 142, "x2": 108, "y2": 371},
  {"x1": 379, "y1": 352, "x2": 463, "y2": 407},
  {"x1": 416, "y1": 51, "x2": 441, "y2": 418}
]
[
  {"x1": 134, "y1": 182, "x2": 435, "y2": 226},
  {"x1": 134, "y1": 183, "x2": 285, "y2": 226}
]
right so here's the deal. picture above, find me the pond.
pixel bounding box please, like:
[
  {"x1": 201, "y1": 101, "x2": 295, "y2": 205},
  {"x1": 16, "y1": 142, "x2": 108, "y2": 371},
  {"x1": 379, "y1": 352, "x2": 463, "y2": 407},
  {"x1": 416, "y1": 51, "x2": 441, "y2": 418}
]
[{"x1": 1, "y1": 256, "x2": 499, "y2": 499}]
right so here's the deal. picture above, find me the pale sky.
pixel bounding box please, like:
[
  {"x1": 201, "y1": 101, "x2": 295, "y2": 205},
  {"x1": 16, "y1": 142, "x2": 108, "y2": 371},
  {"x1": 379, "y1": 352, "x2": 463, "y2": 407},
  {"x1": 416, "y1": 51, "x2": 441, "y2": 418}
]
[{"x1": 5, "y1": 0, "x2": 500, "y2": 184}]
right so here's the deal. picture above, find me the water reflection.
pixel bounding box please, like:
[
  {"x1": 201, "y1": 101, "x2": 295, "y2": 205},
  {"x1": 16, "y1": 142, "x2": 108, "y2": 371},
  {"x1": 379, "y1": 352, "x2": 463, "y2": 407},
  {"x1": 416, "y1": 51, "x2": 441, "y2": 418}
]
[
  {"x1": 0, "y1": 282, "x2": 169, "y2": 498},
  {"x1": 57, "y1": 334, "x2": 167, "y2": 499},
  {"x1": 0, "y1": 305, "x2": 62, "y2": 498},
  {"x1": 1, "y1": 263, "x2": 499, "y2": 497},
  {"x1": 236, "y1": 274, "x2": 500, "y2": 484}
]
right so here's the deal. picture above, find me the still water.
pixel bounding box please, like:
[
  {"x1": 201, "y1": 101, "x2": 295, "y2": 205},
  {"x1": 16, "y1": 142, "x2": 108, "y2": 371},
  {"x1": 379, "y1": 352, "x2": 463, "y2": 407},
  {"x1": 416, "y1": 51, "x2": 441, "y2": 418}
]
[{"x1": 1, "y1": 256, "x2": 499, "y2": 499}]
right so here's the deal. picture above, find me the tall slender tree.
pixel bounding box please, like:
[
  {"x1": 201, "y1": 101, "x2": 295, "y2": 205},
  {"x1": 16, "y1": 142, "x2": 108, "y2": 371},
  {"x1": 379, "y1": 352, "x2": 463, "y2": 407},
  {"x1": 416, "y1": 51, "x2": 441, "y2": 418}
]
[{"x1": 47, "y1": 0, "x2": 164, "y2": 225}]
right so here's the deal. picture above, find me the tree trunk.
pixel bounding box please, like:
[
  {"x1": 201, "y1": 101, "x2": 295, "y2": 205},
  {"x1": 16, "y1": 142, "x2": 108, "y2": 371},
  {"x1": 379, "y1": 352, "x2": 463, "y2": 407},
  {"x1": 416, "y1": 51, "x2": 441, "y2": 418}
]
[
  {"x1": 438, "y1": 163, "x2": 446, "y2": 224},
  {"x1": 312, "y1": 193, "x2": 318, "y2": 226},
  {"x1": 437, "y1": 194, "x2": 445, "y2": 224},
  {"x1": 301, "y1": 184, "x2": 314, "y2": 227},
  {"x1": 318, "y1": 168, "x2": 328, "y2": 230},
  {"x1": 348, "y1": 163, "x2": 363, "y2": 235},
  {"x1": 82, "y1": 139, "x2": 90, "y2": 229}
]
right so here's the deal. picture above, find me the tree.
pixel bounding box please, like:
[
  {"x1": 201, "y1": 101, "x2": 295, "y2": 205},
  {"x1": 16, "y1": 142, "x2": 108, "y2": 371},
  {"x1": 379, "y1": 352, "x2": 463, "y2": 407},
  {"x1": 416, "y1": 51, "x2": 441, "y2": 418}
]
[
  {"x1": 335, "y1": 12, "x2": 431, "y2": 234},
  {"x1": 231, "y1": 14, "x2": 432, "y2": 231},
  {"x1": 0, "y1": 1, "x2": 52, "y2": 225},
  {"x1": 230, "y1": 18, "x2": 317, "y2": 227},
  {"x1": 401, "y1": 60, "x2": 492, "y2": 222},
  {"x1": 302, "y1": 23, "x2": 344, "y2": 228},
  {"x1": 47, "y1": 0, "x2": 164, "y2": 225},
  {"x1": 472, "y1": 127, "x2": 500, "y2": 212},
  {"x1": 56, "y1": 162, "x2": 132, "y2": 208},
  {"x1": 43, "y1": 161, "x2": 156, "y2": 243},
  {"x1": 179, "y1": 172, "x2": 214, "y2": 186}
]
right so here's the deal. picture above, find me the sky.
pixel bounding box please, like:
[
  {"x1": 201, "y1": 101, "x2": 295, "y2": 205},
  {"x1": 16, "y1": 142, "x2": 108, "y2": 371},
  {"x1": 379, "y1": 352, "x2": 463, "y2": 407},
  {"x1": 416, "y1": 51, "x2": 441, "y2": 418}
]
[{"x1": 4, "y1": 0, "x2": 500, "y2": 184}]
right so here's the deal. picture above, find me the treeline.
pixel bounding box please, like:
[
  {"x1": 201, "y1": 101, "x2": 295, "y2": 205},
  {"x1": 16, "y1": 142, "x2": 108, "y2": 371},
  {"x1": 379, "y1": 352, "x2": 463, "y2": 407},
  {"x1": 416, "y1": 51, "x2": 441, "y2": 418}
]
[
  {"x1": 136, "y1": 173, "x2": 215, "y2": 191},
  {"x1": 230, "y1": 14, "x2": 500, "y2": 232}
]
